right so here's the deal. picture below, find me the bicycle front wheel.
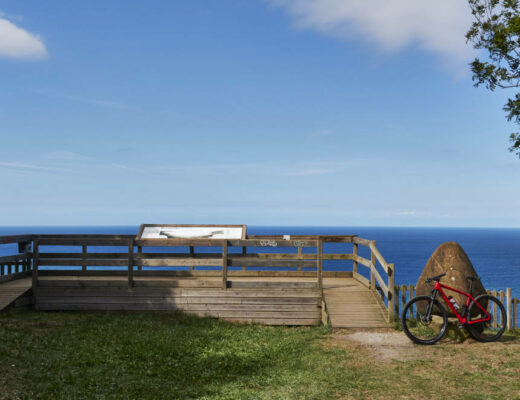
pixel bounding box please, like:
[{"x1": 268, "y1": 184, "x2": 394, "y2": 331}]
[
  {"x1": 467, "y1": 294, "x2": 506, "y2": 342},
  {"x1": 401, "y1": 295, "x2": 447, "y2": 345}
]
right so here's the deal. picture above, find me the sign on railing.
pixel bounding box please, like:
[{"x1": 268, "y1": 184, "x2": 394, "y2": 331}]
[{"x1": 137, "y1": 224, "x2": 247, "y2": 240}]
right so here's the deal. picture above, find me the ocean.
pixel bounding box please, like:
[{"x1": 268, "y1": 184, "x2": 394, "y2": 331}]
[{"x1": 1, "y1": 226, "x2": 519, "y2": 296}]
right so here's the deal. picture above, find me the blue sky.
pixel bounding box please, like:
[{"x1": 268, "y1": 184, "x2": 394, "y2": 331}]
[{"x1": 0, "y1": 0, "x2": 519, "y2": 227}]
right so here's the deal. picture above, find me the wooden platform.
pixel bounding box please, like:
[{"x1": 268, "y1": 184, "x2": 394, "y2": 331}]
[
  {"x1": 0, "y1": 276, "x2": 390, "y2": 327},
  {"x1": 0, "y1": 277, "x2": 32, "y2": 311},
  {"x1": 34, "y1": 276, "x2": 323, "y2": 326},
  {"x1": 323, "y1": 277, "x2": 389, "y2": 328}
]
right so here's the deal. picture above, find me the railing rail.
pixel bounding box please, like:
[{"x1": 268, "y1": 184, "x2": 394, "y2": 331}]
[
  {"x1": 0, "y1": 235, "x2": 33, "y2": 283},
  {"x1": 351, "y1": 237, "x2": 395, "y2": 323}
]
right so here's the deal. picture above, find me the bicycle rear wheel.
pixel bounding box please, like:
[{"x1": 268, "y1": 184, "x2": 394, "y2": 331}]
[
  {"x1": 401, "y1": 295, "x2": 447, "y2": 345},
  {"x1": 467, "y1": 294, "x2": 506, "y2": 342}
]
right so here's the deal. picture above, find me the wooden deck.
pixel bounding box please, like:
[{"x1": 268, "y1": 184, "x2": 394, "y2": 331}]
[
  {"x1": 0, "y1": 277, "x2": 31, "y2": 311},
  {"x1": 0, "y1": 232, "x2": 396, "y2": 327},
  {"x1": 0, "y1": 275, "x2": 387, "y2": 328},
  {"x1": 323, "y1": 278, "x2": 388, "y2": 328}
]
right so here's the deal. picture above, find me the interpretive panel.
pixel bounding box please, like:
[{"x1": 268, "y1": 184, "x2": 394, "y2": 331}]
[{"x1": 137, "y1": 224, "x2": 246, "y2": 240}]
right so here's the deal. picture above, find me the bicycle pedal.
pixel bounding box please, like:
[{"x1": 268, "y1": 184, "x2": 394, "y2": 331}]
[{"x1": 457, "y1": 324, "x2": 464, "y2": 329}]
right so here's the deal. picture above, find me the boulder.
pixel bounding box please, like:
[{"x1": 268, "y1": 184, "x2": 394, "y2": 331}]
[{"x1": 415, "y1": 242, "x2": 486, "y2": 318}]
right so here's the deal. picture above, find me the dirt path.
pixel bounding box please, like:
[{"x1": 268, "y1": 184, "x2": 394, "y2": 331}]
[{"x1": 328, "y1": 328, "x2": 520, "y2": 362}]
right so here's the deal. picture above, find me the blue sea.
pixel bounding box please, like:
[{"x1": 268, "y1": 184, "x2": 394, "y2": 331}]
[{"x1": 1, "y1": 226, "x2": 519, "y2": 296}]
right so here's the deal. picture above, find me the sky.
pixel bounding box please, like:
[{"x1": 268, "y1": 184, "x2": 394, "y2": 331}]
[{"x1": 0, "y1": 0, "x2": 519, "y2": 227}]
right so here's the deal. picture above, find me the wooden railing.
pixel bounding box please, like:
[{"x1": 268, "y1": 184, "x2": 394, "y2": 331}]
[
  {"x1": 1, "y1": 233, "x2": 396, "y2": 322},
  {"x1": 393, "y1": 285, "x2": 519, "y2": 331},
  {"x1": 0, "y1": 235, "x2": 34, "y2": 283},
  {"x1": 351, "y1": 237, "x2": 395, "y2": 323}
]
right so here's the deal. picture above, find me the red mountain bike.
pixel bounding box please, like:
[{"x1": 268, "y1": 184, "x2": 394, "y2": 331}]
[{"x1": 401, "y1": 273, "x2": 506, "y2": 345}]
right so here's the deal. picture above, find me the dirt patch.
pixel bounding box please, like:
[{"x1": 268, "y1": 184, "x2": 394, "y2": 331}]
[
  {"x1": 331, "y1": 329, "x2": 421, "y2": 361},
  {"x1": 328, "y1": 328, "x2": 520, "y2": 365}
]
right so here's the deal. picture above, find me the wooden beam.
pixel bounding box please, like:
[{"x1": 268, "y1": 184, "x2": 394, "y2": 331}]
[
  {"x1": 82, "y1": 245, "x2": 87, "y2": 272},
  {"x1": 353, "y1": 243, "x2": 358, "y2": 274},
  {"x1": 370, "y1": 248, "x2": 376, "y2": 291},
  {"x1": 317, "y1": 239, "x2": 323, "y2": 291},
  {"x1": 128, "y1": 239, "x2": 134, "y2": 288},
  {"x1": 369, "y1": 242, "x2": 389, "y2": 274},
  {"x1": 32, "y1": 239, "x2": 39, "y2": 295},
  {"x1": 506, "y1": 288, "x2": 512, "y2": 330},
  {"x1": 222, "y1": 241, "x2": 228, "y2": 290},
  {"x1": 387, "y1": 263, "x2": 395, "y2": 323}
]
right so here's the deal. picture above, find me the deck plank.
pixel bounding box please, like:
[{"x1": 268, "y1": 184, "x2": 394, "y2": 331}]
[
  {"x1": 323, "y1": 277, "x2": 389, "y2": 328},
  {"x1": 0, "y1": 277, "x2": 32, "y2": 311}
]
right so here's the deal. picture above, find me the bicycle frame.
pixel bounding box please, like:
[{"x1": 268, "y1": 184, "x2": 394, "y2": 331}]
[{"x1": 431, "y1": 281, "x2": 490, "y2": 325}]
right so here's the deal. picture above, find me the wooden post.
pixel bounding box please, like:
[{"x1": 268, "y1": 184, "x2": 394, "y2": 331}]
[
  {"x1": 370, "y1": 246, "x2": 376, "y2": 291},
  {"x1": 189, "y1": 246, "x2": 194, "y2": 273},
  {"x1": 32, "y1": 239, "x2": 39, "y2": 295},
  {"x1": 492, "y1": 290, "x2": 498, "y2": 329},
  {"x1": 352, "y1": 243, "x2": 358, "y2": 274},
  {"x1": 513, "y1": 298, "x2": 517, "y2": 330},
  {"x1": 394, "y1": 285, "x2": 399, "y2": 317},
  {"x1": 401, "y1": 284, "x2": 407, "y2": 318},
  {"x1": 317, "y1": 239, "x2": 323, "y2": 290},
  {"x1": 298, "y1": 246, "x2": 303, "y2": 271},
  {"x1": 387, "y1": 263, "x2": 395, "y2": 323},
  {"x1": 137, "y1": 246, "x2": 143, "y2": 271},
  {"x1": 128, "y1": 239, "x2": 134, "y2": 288},
  {"x1": 222, "y1": 241, "x2": 228, "y2": 290},
  {"x1": 506, "y1": 288, "x2": 512, "y2": 330},
  {"x1": 408, "y1": 285, "x2": 414, "y2": 318},
  {"x1": 242, "y1": 246, "x2": 247, "y2": 271},
  {"x1": 499, "y1": 290, "x2": 505, "y2": 328},
  {"x1": 82, "y1": 245, "x2": 87, "y2": 272}
]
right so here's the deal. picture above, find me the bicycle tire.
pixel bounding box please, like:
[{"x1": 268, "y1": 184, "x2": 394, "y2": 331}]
[
  {"x1": 467, "y1": 294, "x2": 506, "y2": 342},
  {"x1": 401, "y1": 295, "x2": 447, "y2": 345}
]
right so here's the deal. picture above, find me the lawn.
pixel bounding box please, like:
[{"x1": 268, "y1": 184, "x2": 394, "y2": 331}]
[{"x1": 0, "y1": 311, "x2": 519, "y2": 399}]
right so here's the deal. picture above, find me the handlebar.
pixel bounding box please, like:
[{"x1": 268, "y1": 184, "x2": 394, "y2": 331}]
[{"x1": 425, "y1": 273, "x2": 446, "y2": 283}]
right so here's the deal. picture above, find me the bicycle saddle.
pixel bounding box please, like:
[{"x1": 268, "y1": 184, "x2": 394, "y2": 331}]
[{"x1": 425, "y1": 273, "x2": 446, "y2": 283}]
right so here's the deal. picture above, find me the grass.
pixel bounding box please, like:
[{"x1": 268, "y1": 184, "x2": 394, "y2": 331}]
[{"x1": 0, "y1": 311, "x2": 519, "y2": 399}]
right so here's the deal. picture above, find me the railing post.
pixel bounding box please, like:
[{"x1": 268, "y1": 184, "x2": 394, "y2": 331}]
[
  {"x1": 32, "y1": 239, "x2": 39, "y2": 296},
  {"x1": 137, "y1": 246, "x2": 143, "y2": 271},
  {"x1": 128, "y1": 239, "x2": 134, "y2": 288},
  {"x1": 506, "y1": 288, "x2": 513, "y2": 331},
  {"x1": 298, "y1": 245, "x2": 303, "y2": 271},
  {"x1": 222, "y1": 240, "x2": 228, "y2": 290},
  {"x1": 189, "y1": 246, "x2": 194, "y2": 273},
  {"x1": 82, "y1": 245, "x2": 87, "y2": 272},
  {"x1": 352, "y1": 243, "x2": 358, "y2": 274},
  {"x1": 387, "y1": 263, "x2": 395, "y2": 323},
  {"x1": 370, "y1": 244, "x2": 376, "y2": 291},
  {"x1": 317, "y1": 238, "x2": 323, "y2": 290}
]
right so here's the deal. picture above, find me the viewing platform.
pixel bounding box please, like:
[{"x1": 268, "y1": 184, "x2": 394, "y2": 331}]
[{"x1": 0, "y1": 225, "x2": 395, "y2": 328}]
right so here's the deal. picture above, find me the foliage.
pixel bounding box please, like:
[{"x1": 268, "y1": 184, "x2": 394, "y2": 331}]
[{"x1": 466, "y1": 0, "x2": 520, "y2": 156}]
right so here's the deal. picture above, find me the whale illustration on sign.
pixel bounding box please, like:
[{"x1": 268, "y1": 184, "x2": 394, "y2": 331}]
[{"x1": 159, "y1": 229, "x2": 225, "y2": 239}]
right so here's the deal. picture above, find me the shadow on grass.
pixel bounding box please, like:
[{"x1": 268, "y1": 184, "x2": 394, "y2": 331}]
[{"x1": 0, "y1": 311, "x2": 329, "y2": 399}]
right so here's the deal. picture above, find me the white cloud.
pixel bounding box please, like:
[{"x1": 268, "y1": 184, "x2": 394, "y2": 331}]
[
  {"x1": 45, "y1": 151, "x2": 92, "y2": 161},
  {"x1": 268, "y1": 0, "x2": 474, "y2": 68},
  {"x1": 0, "y1": 17, "x2": 46, "y2": 59},
  {"x1": 0, "y1": 161, "x2": 62, "y2": 172},
  {"x1": 397, "y1": 210, "x2": 417, "y2": 216}
]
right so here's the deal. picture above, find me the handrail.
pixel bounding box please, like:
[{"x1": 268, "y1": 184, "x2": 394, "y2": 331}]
[
  {"x1": 0, "y1": 236, "x2": 33, "y2": 283},
  {"x1": 352, "y1": 237, "x2": 395, "y2": 323}
]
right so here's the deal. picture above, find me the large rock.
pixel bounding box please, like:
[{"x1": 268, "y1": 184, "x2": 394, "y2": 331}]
[{"x1": 416, "y1": 242, "x2": 486, "y2": 317}]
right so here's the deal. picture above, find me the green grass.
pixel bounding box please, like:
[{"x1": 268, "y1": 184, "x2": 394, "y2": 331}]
[{"x1": 0, "y1": 311, "x2": 519, "y2": 399}]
